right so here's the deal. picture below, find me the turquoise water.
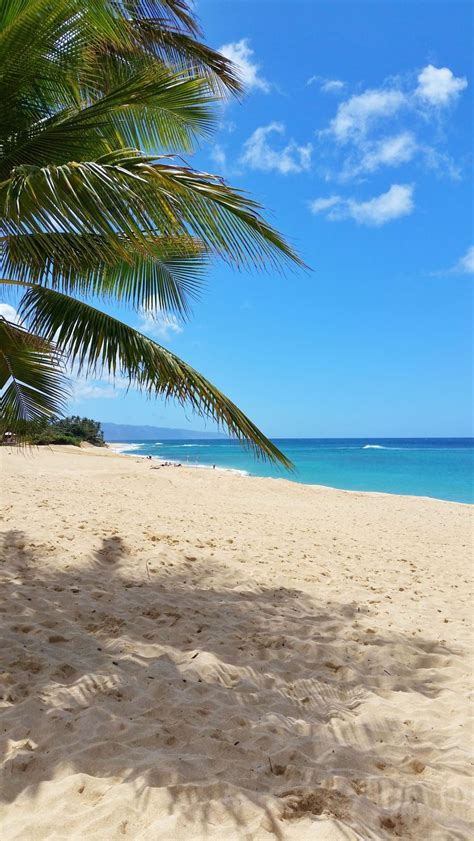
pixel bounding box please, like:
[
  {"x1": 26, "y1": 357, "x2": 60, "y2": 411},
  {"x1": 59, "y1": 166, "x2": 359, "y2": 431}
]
[{"x1": 110, "y1": 438, "x2": 474, "y2": 504}]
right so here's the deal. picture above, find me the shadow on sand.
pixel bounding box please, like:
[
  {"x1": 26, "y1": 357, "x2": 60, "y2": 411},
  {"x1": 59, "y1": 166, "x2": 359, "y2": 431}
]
[{"x1": 0, "y1": 529, "x2": 467, "y2": 840}]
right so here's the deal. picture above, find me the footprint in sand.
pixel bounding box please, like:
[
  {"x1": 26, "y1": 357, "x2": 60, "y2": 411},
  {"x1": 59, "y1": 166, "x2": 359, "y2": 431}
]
[{"x1": 53, "y1": 663, "x2": 77, "y2": 681}]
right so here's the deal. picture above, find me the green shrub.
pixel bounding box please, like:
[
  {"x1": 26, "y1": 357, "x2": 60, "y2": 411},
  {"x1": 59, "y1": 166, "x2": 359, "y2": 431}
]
[{"x1": 23, "y1": 416, "x2": 104, "y2": 447}]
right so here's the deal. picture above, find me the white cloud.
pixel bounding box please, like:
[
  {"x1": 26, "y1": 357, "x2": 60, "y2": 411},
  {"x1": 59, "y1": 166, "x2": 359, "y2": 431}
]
[
  {"x1": 422, "y1": 146, "x2": 462, "y2": 181},
  {"x1": 0, "y1": 303, "x2": 20, "y2": 324},
  {"x1": 219, "y1": 38, "x2": 270, "y2": 93},
  {"x1": 139, "y1": 306, "x2": 183, "y2": 340},
  {"x1": 322, "y1": 79, "x2": 346, "y2": 93},
  {"x1": 416, "y1": 65, "x2": 468, "y2": 106},
  {"x1": 69, "y1": 366, "x2": 130, "y2": 402},
  {"x1": 362, "y1": 131, "x2": 417, "y2": 169},
  {"x1": 321, "y1": 64, "x2": 467, "y2": 182},
  {"x1": 343, "y1": 131, "x2": 417, "y2": 178},
  {"x1": 329, "y1": 88, "x2": 407, "y2": 143},
  {"x1": 241, "y1": 122, "x2": 312, "y2": 175},
  {"x1": 457, "y1": 246, "x2": 474, "y2": 274},
  {"x1": 347, "y1": 184, "x2": 414, "y2": 226},
  {"x1": 309, "y1": 196, "x2": 341, "y2": 213},
  {"x1": 452, "y1": 246, "x2": 474, "y2": 275},
  {"x1": 210, "y1": 143, "x2": 227, "y2": 170},
  {"x1": 72, "y1": 379, "x2": 119, "y2": 401},
  {"x1": 328, "y1": 65, "x2": 467, "y2": 146},
  {"x1": 432, "y1": 246, "x2": 474, "y2": 277},
  {"x1": 310, "y1": 184, "x2": 415, "y2": 226},
  {"x1": 217, "y1": 119, "x2": 236, "y2": 134},
  {"x1": 307, "y1": 75, "x2": 346, "y2": 93}
]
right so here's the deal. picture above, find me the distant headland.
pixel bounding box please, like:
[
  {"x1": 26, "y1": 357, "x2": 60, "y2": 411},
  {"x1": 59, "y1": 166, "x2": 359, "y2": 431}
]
[{"x1": 101, "y1": 422, "x2": 228, "y2": 441}]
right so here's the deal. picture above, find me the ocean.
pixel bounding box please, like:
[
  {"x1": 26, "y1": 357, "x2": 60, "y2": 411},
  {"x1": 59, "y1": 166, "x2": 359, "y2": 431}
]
[{"x1": 109, "y1": 438, "x2": 474, "y2": 504}]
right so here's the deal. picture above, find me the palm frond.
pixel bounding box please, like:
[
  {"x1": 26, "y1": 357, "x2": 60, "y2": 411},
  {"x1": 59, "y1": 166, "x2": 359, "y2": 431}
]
[
  {"x1": 0, "y1": 316, "x2": 67, "y2": 434},
  {"x1": 117, "y1": 1, "x2": 201, "y2": 36},
  {"x1": 1, "y1": 68, "x2": 216, "y2": 176},
  {"x1": 147, "y1": 160, "x2": 306, "y2": 270},
  {"x1": 2, "y1": 152, "x2": 304, "y2": 272},
  {"x1": 0, "y1": 1, "x2": 134, "y2": 134},
  {"x1": 3, "y1": 233, "x2": 208, "y2": 316},
  {"x1": 129, "y1": 24, "x2": 243, "y2": 96},
  {"x1": 84, "y1": 2, "x2": 242, "y2": 97},
  {"x1": 20, "y1": 285, "x2": 292, "y2": 467},
  {"x1": 0, "y1": 0, "x2": 240, "y2": 146}
]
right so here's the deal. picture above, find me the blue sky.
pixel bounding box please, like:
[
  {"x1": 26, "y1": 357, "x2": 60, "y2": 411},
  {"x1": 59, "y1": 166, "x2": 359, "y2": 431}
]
[{"x1": 3, "y1": 0, "x2": 472, "y2": 436}]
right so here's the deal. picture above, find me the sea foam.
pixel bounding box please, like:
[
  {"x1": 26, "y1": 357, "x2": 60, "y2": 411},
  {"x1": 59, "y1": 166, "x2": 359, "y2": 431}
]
[{"x1": 108, "y1": 443, "x2": 144, "y2": 453}]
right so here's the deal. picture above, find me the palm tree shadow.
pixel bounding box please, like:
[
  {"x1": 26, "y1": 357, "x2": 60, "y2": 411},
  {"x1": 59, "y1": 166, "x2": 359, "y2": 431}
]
[{"x1": 0, "y1": 529, "x2": 467, "y2": 840}]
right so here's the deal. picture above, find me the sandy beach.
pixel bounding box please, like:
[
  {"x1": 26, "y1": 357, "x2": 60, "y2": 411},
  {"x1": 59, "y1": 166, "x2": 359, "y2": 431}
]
[{"x1": 0, "y1": 444, "x2": 472, "y2": 840}]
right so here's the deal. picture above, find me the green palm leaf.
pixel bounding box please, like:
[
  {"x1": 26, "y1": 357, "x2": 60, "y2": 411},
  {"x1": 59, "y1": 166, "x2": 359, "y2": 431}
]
[
  {"x1": 127, "y1": 24, "x2": 243, "y2": 96},
  {"x1": 0, "y1": 316, "x2": 67, "y2": 433},
  {"x1": 0, "y1": 1, "x2": 135, "y2": 134},
  {"x1": 19, "y1": 285, "x2": 292, "y2": 467},
  {"x1": 0, "y1": 0, "x2": 240, "y2": 144},
  {"x1": 3, "y1": 234, "x2": 208, "y2": 317},
  {"x1": 2, "y1": 152, "x2": 304, "y2": 271},
  {"x1": 0, "y1": 68, "x2": 216, "y2": 176},
  {"x1": 122, "y1": 1, "x2": 201, "y2": 35},
  {"x1": 81, "y1": 2, "x2": 243, "y2": 97}
]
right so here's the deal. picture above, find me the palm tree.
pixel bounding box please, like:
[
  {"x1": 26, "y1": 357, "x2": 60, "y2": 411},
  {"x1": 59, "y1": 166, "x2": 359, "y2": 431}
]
[{"x1": 0, "y1": 1, "x2": 302, "y2": 465}]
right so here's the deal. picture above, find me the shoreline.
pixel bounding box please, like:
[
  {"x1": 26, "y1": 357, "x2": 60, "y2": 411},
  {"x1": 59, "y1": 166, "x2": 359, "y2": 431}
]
[
  {"x1": 104, "y1": 440, "x2": 473, "y2": 506},
  {"x1": 106, "y1": 441, "x2": 251, "y2": 478},
  {"x1": 1, "y1": 444, "x2": 472, "y2": 840}
]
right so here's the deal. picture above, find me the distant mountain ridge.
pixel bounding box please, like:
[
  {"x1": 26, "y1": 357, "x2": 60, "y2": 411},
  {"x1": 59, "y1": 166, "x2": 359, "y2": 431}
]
[{"x1": 101, "y1": 422, "x2": 228, "y2": 441}]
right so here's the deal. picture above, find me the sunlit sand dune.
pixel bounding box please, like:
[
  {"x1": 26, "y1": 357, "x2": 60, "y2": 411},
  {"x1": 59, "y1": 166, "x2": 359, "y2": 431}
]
[{"x1": 1, "y1": 446, "x2": 472, "y2": 840}]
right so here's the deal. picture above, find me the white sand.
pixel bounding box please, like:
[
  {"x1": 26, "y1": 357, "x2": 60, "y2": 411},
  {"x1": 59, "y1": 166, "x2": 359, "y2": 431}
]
[{"x1": 0, "y1": 444, "x2": 472, "y2": 840}]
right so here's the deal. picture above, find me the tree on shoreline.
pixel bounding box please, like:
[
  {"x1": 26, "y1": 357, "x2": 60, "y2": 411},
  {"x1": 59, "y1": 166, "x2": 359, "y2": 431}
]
[
  {"x1": 19, "y1": 415, "x2": 105, "y2": 447},
  {"x1": 0, "y1": 1, "x2": 303, "y2": 465}
]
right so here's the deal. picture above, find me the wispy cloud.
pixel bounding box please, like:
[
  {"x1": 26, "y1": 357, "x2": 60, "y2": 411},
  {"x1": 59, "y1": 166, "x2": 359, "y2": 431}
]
[
  {"x1": 440, "y1": 246, "x2": 474, "y2": 276},
  {"x1": 72, "y1": 379, "x2": 120, "y2": 401},
  {"x1": 341, "y1": 131, "x2": 418, "y2": 179},
  {"x1": 138, "y1": 306, "x2": 183, "y2": 340},
  {"x1": 241, "y1": 122, "x2": 312, "y2": 175},
  {"x1": 310, "y1": 184, "x2": 415, "y2": 226},
  {"x1": 310, "y1": 196, "x2": 342, "y2": 213},
  {"x1": 321, "y1": 79, "x2": 346, "y2": 94},
  {"x1": 456, "y1": 246, "x2": 474, "y2": 274},
  {"x1": 70, "y1": 368, "x2": 131, "y2": 402},
  {"x1": 307, "y1": 75, "x2": 346, "y2": 93},
  {"x1": 210, "y1": 142, "x2": 228, "y2": 171},
  {"x1": 328, "y1": 89, "x2": 407, "y2": 143},
  {"x1": 219, "y1": 38, "x2": 270, "y2": 93}
]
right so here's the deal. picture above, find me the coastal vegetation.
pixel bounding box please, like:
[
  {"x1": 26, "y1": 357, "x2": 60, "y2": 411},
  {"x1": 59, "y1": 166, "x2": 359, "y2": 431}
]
[
  {"x1": 0, "y1": 0, "x2": 301, "y2": 465},
  {"x1": 22, "y1": 416, "x2": 105, "y2": 447}
]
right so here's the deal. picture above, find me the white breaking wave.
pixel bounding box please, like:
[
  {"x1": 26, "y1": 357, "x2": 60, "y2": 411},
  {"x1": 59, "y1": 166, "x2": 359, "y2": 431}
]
[
  {"x1": 362, "y1": 444, "x2": 387, "y2": 449},
  {"x1": 196, "y1": 463, "x2": 249, "y2": 476},
  {"x1": 108, "y1": 443, "x2": 144, "y2": 453}
]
